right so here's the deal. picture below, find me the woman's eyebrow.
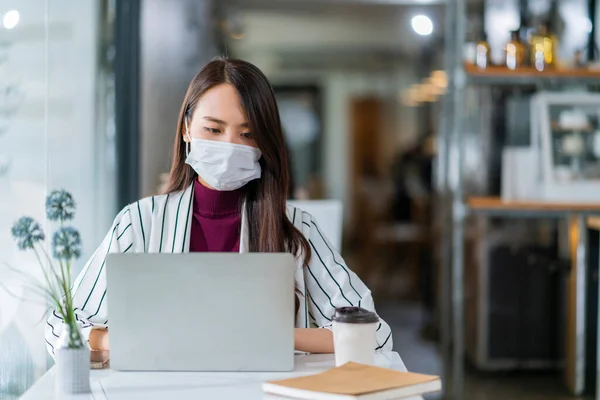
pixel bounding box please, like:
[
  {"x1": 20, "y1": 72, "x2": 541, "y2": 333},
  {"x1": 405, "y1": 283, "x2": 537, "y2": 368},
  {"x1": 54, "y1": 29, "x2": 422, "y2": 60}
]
[
  {"x1": 202, "y1": 116, "x2": 226, "y2": 124},
  {"x1": 203, "y1": 116, "x2": 249, "y2": 128}
]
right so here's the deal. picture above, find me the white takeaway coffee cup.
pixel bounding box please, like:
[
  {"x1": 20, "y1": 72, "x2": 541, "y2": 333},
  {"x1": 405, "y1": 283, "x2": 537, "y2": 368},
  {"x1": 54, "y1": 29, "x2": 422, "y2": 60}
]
[{"x1": 332, "y1": 307, "x2": 379, "y2": 367}]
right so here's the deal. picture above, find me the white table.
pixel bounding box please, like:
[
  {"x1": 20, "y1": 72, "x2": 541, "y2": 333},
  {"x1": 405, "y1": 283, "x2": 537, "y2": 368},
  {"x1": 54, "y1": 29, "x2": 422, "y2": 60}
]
[{"x1": 21, "y1": 352, "x2": 425, "y2": 400}]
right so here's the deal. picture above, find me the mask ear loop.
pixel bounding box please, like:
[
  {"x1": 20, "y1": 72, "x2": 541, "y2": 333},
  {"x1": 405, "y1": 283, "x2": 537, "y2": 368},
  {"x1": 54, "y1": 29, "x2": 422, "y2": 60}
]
[{"x1": 184, "y1": 117, "x2": 191, "y2": 157}]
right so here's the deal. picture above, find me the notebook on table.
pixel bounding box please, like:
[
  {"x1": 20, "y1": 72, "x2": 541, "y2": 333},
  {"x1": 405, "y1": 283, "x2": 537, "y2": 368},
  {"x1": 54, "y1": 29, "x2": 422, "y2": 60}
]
[{"x1": 262, "y1": 362, "x2": 441, "y2": 400}]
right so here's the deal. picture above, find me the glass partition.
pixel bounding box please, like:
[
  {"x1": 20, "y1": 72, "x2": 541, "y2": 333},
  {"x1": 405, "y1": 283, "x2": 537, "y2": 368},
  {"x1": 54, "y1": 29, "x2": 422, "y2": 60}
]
[{"x1": 0, "y1": 1, "x2": 116, "y2": 397}]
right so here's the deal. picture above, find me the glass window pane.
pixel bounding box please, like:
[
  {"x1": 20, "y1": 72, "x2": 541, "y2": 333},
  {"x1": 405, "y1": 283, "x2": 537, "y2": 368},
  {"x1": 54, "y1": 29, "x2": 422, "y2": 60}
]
[{"x1": 0, "y1": 1, "x2": 116, "y2": 396}]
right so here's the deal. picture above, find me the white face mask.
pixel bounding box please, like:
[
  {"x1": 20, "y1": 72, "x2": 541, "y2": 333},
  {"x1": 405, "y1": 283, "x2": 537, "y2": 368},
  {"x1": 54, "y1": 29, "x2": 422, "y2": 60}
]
[{"x1": 185, "y1": 135, "x2": 262, "y2": 191}]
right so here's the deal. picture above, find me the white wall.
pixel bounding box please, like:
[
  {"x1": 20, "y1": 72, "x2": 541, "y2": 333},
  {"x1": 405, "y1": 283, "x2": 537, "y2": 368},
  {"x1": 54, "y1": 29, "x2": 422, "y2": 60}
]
[
  {"x1": 320, "y1": 69, "x2": 420, "y2": 225},
  {"x1": 228, "y1": 8, "x2": 422, "y2": 227},
  {"x1": 236, "y1": 64, "x2": 421, "y2": 228},
  {"x1": 0, "y1": 0, "x2": 114, "y2": 396},
  {"x1": 229, "y1": 8, "x2": 432, "y2": 55}
]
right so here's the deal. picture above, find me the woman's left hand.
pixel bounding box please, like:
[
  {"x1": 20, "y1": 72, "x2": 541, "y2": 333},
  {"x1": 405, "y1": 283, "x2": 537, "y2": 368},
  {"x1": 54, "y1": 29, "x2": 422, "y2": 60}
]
[{"x1": 294, "y1": 328, "x2": 334, "y2": 354}]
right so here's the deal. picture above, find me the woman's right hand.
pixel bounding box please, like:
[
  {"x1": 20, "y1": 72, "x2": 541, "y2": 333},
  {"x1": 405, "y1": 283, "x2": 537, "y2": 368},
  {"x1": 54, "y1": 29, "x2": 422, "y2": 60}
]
[
  {"x1": 89, "y1": 328, "x2": 110, "y2": 350},
  {"x1": 89, "y1": 329, "x2": 110, "y2": 365}
]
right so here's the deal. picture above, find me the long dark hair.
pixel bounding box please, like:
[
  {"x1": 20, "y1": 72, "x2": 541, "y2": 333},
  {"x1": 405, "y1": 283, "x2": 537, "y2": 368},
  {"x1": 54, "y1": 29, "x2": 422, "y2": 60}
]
[{"x1": 165, "y1": 58, "x2": 311, "y2": 268}]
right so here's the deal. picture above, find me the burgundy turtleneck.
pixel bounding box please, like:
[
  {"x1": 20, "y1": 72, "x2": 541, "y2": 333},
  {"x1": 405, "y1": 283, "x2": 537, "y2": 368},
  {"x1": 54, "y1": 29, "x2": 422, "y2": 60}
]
[{"x1": 189, "y1": 179, "x2": 244, "y2": 253}]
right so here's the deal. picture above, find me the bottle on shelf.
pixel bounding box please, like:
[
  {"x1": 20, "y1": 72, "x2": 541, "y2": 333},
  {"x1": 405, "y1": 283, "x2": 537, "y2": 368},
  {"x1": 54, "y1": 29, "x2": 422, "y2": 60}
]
[
  {"x1": 463, "y1": 31, "x2": 477, "y2": 66},
  {"x1": 505, "y1": 30, "x2": 525, "y2": 70},
  {"x1": 530, "y1": 20, "x2": 558, "y2": 71},
  {"x1": 476, "y1": 34, "x2": 491, "y2": 69}
]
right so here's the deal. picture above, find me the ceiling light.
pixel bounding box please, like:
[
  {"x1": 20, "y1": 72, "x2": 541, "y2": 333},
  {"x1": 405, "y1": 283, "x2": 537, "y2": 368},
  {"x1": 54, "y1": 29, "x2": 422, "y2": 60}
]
[
  {"x1": 411, "y1": 15, "x2": 433, "y2": 36},
  {"x1": 3, "y1": 10, "x2": 20, "y2": 30}
]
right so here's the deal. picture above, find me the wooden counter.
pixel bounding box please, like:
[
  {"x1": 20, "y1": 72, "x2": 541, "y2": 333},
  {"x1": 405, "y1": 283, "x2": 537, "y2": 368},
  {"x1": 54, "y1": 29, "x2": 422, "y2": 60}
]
[
  {"x1": 468, "y1": 197, "x2": 600, "y2": 213},
  {"x1": 588, "y1": 217, "x2": 600, "y2": 231}
]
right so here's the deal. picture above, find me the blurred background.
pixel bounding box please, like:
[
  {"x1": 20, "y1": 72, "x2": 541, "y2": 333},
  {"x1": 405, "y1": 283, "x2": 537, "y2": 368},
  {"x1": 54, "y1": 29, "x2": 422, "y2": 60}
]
[{"x1": 2, "y1": 0, "x2": 600, "y2": 399}]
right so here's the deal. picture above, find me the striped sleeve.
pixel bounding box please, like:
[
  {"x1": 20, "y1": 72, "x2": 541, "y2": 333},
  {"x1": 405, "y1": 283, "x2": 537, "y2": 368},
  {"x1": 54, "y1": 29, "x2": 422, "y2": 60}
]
[
  {"x1": 45, "y1": 205, "x2": 135, "y2": 357},
  {"x1": 302, "y1": 212, "x2": 393, "y2": 352}
]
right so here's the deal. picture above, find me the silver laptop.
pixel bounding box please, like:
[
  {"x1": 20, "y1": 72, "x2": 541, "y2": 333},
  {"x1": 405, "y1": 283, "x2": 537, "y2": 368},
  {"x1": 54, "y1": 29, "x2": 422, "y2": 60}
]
[{"x1": 105, "y1": 253, "x2": 295, "y2": 372}]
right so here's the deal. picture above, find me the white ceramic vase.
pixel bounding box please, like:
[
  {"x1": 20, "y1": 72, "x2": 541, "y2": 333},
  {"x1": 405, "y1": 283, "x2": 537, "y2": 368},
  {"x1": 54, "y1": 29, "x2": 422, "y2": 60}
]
[{"x1": 54, "y1": 322, "x2": 91, "y2": 395}]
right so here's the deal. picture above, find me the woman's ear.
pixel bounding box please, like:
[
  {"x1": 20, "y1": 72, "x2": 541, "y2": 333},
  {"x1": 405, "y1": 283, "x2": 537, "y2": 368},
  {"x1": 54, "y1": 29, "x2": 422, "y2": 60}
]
[
  {"x1": 182, "y1": 117, "x2": 191, "y2": 142},
  {"x1": 183, "y1": 120, "x2": 191, "y2": 157}
]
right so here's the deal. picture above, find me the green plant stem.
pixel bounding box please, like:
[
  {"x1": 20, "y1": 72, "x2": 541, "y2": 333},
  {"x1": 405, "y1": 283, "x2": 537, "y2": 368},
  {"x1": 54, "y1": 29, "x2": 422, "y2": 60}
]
[
  {"x1": 55, "y1": 221, "x2": 76, "y2": 317},
  {"x1": 37, "y1": 245, "x2": 71, "y2": 322},
  {"x1": 38, "y1": 245, "x2": 63, "y2": 289},
  {"x1": 37, "y1": 245, "x2": 63, "y2": 292},
  {"x1": 57, "y1": 220, "x2": 71, "y2": 308},
  {"x1": 55, "y1": 219, "x2": 82, "y2": 348},
  {"x1": 64, "y1": 317, "x2": 83, "y2": 348},
  {"x1": 66, "y1": 260, "x2": 73, "y2": 294},
  {"x1": 32, "y1": 246, "x2": 65, "y2": 317},
  {"x1": 56, "y1": 258, "x2": 70, "y2": 307},
  {"x1": 41, "y1": 237, "x2": 76, "y2": 327}
]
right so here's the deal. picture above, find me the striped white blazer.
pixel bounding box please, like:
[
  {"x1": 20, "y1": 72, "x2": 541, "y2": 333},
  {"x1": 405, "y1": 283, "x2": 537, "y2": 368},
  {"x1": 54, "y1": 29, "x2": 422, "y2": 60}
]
[{"x1": 45, "y1": 185, "x2": 393, "y2": 355}]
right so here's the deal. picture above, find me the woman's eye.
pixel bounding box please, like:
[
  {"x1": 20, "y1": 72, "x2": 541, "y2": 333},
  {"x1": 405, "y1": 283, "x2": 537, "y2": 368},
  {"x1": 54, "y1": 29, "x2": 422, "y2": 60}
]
[
  {"x1": 204, "y1": 127, "x2": 220, "y2": 134},
  {"x1": 241, "y1": 132, "x2": 253, "y2": 139}
]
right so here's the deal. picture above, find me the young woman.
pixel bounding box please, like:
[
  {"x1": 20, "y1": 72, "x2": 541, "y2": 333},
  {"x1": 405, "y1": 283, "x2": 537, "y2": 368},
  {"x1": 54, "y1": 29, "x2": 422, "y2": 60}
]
[{"x1": 45, "y1": 58, "x2": 393, "y2": 358}]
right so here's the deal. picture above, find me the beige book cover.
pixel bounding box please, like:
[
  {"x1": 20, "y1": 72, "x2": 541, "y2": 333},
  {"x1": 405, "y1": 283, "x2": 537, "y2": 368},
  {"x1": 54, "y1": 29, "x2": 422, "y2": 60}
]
[{"x1": 263, "y1": 362, "x2": 441, "y2": 400}]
